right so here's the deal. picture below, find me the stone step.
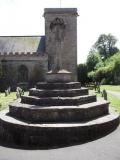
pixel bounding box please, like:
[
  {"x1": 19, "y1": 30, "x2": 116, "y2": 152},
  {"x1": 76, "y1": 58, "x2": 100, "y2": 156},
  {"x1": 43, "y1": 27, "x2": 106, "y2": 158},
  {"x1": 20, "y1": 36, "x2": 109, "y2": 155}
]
[
  {"x1": 36, "y1": 82, "x2": 81, "y2": 90},
  {"x1": 21, "y1": 95, "x2": 96, "y2": 106},
  {"x1": 29, "y1": 87, "x2": 88, "y2": 97},
  {"x1": 0, "y1": 109, "x2": 119, "y2": 148},
  {"x1": 9, "y1": 100, "x2": 109, "y2": 123}
]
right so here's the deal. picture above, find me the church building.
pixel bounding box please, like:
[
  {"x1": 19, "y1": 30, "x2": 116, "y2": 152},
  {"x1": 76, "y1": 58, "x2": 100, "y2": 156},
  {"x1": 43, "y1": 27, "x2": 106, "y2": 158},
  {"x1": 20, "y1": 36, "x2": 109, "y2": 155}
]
[{"x1": 0, "y1": 8, "x2": 78, "y2": 90}]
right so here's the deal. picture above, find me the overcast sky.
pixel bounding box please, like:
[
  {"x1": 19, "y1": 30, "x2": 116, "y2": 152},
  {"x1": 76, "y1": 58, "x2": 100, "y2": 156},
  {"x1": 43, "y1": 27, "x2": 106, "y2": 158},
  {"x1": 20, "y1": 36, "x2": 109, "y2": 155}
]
[{"x1": 0, "y1": 0, "x2": 120, "y2": 64}]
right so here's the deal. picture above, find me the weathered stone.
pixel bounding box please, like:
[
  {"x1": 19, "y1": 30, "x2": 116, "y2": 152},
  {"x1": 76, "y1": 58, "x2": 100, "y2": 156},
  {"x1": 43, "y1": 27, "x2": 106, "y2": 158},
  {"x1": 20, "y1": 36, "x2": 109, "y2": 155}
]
[
  {"x1": 9, "y1": 100, "x2": 109, "y2": 123},
  {"x1": 44, "y1": 8, "x2": 78, "y2": 81},
  {"x1": 29, "y1": 88, "x2": 88, "y2": 97},
  {"x1": 0, "y1": 8, "x2": 119, "y2": 149},
  {"x1": 0, "y1": 109, "x2": 119, "y2": 149},
  {"x1": 46, "y1": 70, "x2": 72, "y2": 83},
  {"x1": 0, "y1": 36, "x2": 47, "y2": 89},
  {"x1": 36, "y1": 82, "x2": 81, "y2": 90},
  {"x1": 21, "y1": 95, "x2": 96, "y2": 106}
]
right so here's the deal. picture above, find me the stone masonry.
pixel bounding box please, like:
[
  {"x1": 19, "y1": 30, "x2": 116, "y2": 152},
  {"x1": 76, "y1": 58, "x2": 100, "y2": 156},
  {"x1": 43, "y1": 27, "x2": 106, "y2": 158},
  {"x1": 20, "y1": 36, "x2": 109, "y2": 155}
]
[
  {"x1": 45, "y1": 8, "x2": 78, "y2": 81},
  {"x1": 0, "y1": 8, "x2": 119, "y2": 149},
  {"x1": 0, "y1": 8, "x2": 78, "y2": 89}
]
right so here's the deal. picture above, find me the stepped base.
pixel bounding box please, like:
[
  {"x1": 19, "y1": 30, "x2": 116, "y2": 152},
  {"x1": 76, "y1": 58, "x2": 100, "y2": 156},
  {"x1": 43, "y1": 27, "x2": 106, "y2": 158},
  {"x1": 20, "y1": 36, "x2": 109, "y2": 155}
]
[
  {"x1": 9, "y1": 100, "x2": 109, "y2": 123},
  {"x1": 0, "y1": 108, "x2": 119, "y2": 149},
  {"x1": 21, "y1": 95, "x2": 96, "y2": 106},
  {"x1": 0, "y1": 81, "x2": 119, "y2": 148},
  {"x1": 36, "y1": 82, "x2": 81, "y2": 90},
  {"x1": 29, "y1": 87, "x2": 88, "y2": 97}
]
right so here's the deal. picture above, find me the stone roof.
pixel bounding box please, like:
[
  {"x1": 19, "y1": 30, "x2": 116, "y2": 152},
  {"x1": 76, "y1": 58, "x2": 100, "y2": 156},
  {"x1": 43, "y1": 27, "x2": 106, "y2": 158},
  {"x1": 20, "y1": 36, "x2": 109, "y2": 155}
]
[{"x1": 0, "y1": 36, "x2": 45, "y2": 55}]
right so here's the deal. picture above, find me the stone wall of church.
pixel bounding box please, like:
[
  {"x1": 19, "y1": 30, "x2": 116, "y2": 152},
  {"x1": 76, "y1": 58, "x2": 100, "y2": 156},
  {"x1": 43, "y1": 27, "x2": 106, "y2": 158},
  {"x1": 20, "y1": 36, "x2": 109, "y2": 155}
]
[{"x1": 0, "y1": 55, "x2": 48, "y2": 90}]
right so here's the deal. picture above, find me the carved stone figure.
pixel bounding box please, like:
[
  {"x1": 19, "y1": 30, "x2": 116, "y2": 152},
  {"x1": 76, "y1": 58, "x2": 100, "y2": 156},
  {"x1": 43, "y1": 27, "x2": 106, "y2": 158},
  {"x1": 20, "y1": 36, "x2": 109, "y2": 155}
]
[
  {"x1": 50, "y1": 17, "x2": 65, "y2": 42},
  {"x1": 50, "y1": 17, "x2": 66, "y2": 72}
]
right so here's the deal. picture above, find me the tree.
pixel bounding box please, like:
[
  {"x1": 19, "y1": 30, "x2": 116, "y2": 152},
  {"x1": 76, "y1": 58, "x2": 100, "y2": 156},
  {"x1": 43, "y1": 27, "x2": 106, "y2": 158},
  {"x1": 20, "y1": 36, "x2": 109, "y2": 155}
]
[
  {"x1": 87, "y1": 52, "x2": 120, "y2": 84},
  {"x1": 94, "y1": 34, "x2": 119, "y2": 59},
  {"x1": 77, "y1": 64, "x2": 88, "y2": 85},
  {"x1": 86, "y1": 52, "x2": 102, "y2": 72}
]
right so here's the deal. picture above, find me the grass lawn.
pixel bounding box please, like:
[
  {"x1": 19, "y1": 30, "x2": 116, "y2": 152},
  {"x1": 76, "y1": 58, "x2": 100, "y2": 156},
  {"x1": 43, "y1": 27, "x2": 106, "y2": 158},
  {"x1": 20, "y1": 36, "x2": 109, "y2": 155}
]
[
  {"x1": 99, "y1": 85, "x2": 120, "y2": 112},
  {"x1": 90, "y1": 90, "x2": 120, "y2": 112},
  {"x1": 0, "y1": 92, "x2": 28, "y2": 111},
  {"x1": 107, "y1": 94, "x2": 120, "y2": 112},
  {"x1": 100, "y1": 85, "x2": 120, "y2": 92},
  {"x1": 1, "y1": 88, "x2": 120, "y2": 113}
]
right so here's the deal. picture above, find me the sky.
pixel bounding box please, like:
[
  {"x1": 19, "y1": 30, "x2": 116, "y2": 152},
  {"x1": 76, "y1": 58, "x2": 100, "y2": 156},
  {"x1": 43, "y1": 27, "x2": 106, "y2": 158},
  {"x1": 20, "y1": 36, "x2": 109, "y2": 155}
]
[{"x1": 0, "y1": 0, "x2": 120, "y2": 64}]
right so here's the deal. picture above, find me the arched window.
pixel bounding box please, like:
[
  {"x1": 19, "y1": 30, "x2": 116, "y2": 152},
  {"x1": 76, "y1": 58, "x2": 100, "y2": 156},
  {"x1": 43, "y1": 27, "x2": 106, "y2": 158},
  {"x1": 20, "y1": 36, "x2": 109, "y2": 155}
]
[{"x1": 18, "y1": 65, "x2": 28, "y2": 82}]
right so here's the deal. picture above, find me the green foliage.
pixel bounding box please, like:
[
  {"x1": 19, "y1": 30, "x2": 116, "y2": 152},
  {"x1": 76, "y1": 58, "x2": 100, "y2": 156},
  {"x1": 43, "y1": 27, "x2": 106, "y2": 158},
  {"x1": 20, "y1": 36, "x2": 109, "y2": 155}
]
[
  {"x1": 95, "y1": 85, "x2": 120, "y2": 112},
  {"x1": 100, "y1": 85, "x2": 120, "y2": 92},
  {"x1": 105, "y1": 52, "x2": 120, "y2": 77},
  {"x1": 90, "y1": 85, "x2": 120, "y2": 112},
  {"x1": 108, "y1": 94, "x2": 120, "y2": 112},
  {"x1": 95, "y1": 66, "x2": 113, "y2": 83},
  {"x1": 0, "y1": 92, "x2": 16, "y2": 111},
  {"x1": 77, "y1": 63, "x2": 88, "y2": 85},
  {"x1": 86, "y1": 33, "x2": 120, "y2": 84},
  {"x1": 88, "y1": 71, "x2": 95, "y2": 82},
  {"x1": 94, "y1": 34, "x2": 119, "y2": 59},
  {"x1": 100, "y1": 78, "x2": 108, "y2": 85},
  {"x1": 0, "y1": 92, "x2": 28, "y2": 111},
  {"x1": 105, "y1": 52, "x2": 120, "y2": 66},
  {"x1": 95, "y1": 61, "x2": 104, "y2": 70},
  {"x1": 86, "y1": 52, "x2": 102, "y2": 72},
  {"x1": 87, "y1": 52, "x2": 120, "y2": 84}
]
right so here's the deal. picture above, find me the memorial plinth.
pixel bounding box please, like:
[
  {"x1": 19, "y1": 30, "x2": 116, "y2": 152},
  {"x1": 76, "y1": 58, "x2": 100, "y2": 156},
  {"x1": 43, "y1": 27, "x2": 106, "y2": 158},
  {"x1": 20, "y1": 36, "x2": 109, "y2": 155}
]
[
  {"x1": 46, "y1": 70, "x2": 72, "y2": 83},
  {"x1": 0, "y1": 8, "x2": 119, "y2": 149}
]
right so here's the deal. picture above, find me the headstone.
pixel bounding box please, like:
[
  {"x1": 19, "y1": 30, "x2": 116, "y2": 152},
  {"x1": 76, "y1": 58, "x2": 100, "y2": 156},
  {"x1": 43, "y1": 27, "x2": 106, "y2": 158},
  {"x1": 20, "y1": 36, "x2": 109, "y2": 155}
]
[
  {"x1": 103, "y1": 89, "x2": 107, "y2": 100},
  {"x1": 5, "y1": 90, "x2": 8, "y2": 97}
]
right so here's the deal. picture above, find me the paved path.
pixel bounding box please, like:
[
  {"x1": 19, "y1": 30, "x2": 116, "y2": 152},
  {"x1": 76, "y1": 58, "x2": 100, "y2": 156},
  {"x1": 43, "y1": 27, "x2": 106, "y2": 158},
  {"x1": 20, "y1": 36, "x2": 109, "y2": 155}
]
[
  {"x1": 0, "y1": 126, "x2": 120, "y2": 160},
  {"x1": 107, "y1": 90, "x2": 120, "y2": 100}
]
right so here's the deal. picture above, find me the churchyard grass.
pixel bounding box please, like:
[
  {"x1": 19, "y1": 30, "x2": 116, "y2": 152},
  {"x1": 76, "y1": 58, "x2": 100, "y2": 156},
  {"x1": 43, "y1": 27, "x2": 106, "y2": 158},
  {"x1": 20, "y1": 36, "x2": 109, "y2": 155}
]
[
  {"x1": 89, "y1": 89, "x2": 120, "y2": 112},
  {"x1": 100, "y1": 85, "x2": 120, "y2": 112},
  {"x1": 0, "y1": 92, "x2": 28, "y2": 111},
  {"x1": 100, "y1": 85, "x2": 120, "y2": 92},
  {"x1": 107, "y1": 94, "x2": 120, "y2": 112}
]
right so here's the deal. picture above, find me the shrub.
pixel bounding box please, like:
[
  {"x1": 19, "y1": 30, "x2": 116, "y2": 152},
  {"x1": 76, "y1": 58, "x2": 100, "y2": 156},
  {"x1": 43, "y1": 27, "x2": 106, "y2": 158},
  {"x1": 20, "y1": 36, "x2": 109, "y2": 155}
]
[
  {"x1": 88, "y1": 71, "x2": 96, "y2": 82},
  {"x1": 77, "y1": 64, "x2": 88, "y2": 85}
]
